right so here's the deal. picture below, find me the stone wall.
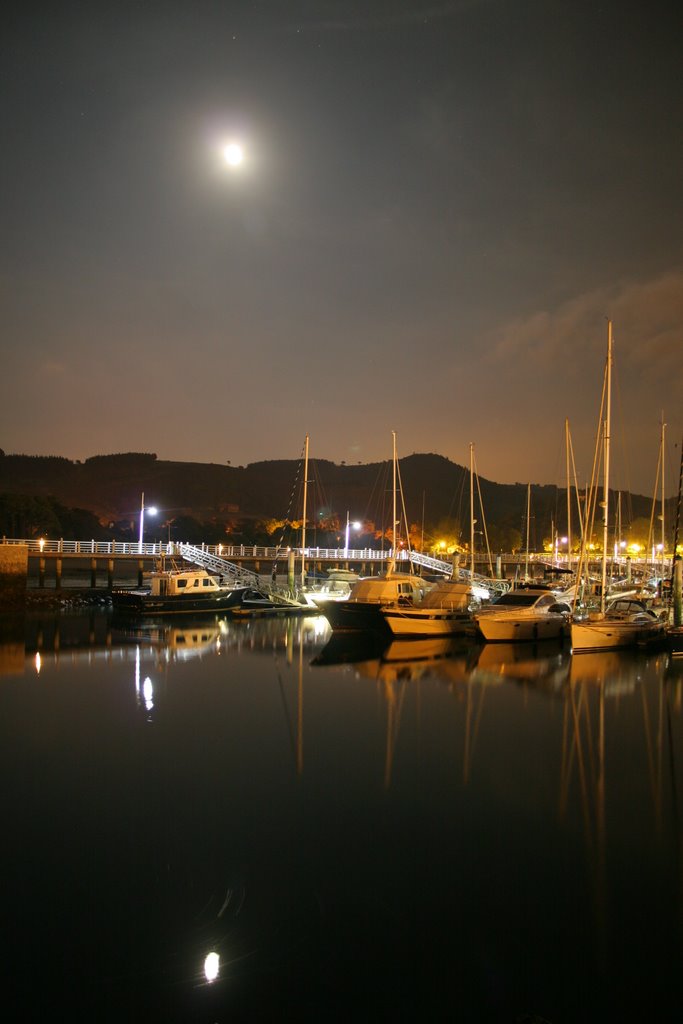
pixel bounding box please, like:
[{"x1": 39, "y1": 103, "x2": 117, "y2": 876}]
[{"x1": 0, "y1": 545, "x2": 28, "y2": 609}]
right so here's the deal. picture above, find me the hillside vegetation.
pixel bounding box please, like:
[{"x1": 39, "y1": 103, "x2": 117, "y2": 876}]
[{"x1": 0, "y1": 450, "x2": 661, "y2": 550}]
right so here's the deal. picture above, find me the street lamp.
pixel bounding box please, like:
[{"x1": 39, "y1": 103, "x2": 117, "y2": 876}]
[
  {"x1": 138, "y1": 492, "x2": 157, "y2": 553},
  {"x1": 344, "y1": 512, "x2": 361, "y2": 556}
]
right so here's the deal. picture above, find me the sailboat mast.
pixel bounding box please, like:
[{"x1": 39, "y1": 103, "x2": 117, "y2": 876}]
[
  {"x1": 565, "y1": 418, "x2": 571, "y2": 570},
  {"x1": 392, "y1": 430, "x2": 397, "y2": 559},
  {"x1": 671, "y1": 434, "x2": 683, "y2": 627},
  {"x1": 470, "y1": 443, "x2": 475, "y2": 579},
  {"x1": 660, "y1": 412, "x2": 666, "y2": 575},
  {"x1": 300, "y1": 434, "x2": 309, "y2": 589},
  {"x1": 600, "y1": 320, "x2": 613, "y2": 614},
  {"x1": 524, "y1": 483, "x2": 531, "y2": 579}
]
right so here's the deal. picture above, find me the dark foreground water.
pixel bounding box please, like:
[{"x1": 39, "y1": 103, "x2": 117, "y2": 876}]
[{"x1": 1, "y1": 609, "x2": 681, "y2": 1023}]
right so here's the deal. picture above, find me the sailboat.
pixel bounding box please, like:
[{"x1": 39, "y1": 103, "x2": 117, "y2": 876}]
[
  {"x1": 665, "y1": 433, "x2": 683, "y2": 656},
  {"x1": 570, "y1": 322, "x2": 666, "y2": 653},
  {"x1": 320, "y1": 432, "x2": 432, "y2": 634}
]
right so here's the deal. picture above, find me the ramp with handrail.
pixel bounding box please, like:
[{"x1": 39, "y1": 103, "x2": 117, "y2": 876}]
[
  {"x1": 177, "y1": 543, "x2": 261, "y2": 586},
  {"x1": 407, "y1": 550, "x2": 510, "y2": 595},
  {"x1": 177, "y1": 543, "x2": 309, "y2": 607}
]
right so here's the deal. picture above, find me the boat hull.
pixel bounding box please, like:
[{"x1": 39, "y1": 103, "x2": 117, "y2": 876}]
[
  {"x1": 476, "y1": 614, "x2": 566, "y2": 643},
  {"x1": 571, "y1": 617, "x2": 665, "y2": 653},
  {"x1": 665, "y1": 626, "x2": 683, "y2": 657},
  {"x1": 320, "y1": 600, "x2": 393, "y2": 634},
  {"x1": 382, "y1": 608, "x2": 473, "y2": 638},
  {"x1": 111, "y1": 586, "x2": 249, "y2": 616}
]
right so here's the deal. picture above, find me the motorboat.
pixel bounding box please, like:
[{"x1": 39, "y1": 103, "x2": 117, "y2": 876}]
[
  {"x1": 112, "y1": 565, "x2": 249, "y2": 615},
  {"x1": 319, "y1": 569, "x2": 432, "y2": 635},
  {"x1": 381, "y1": 578, "x2": 484, "y2": 637},
  {"x1": 571, "y1": 600, "x2": 666, "y2": 653},
  {"x1": 301, "y1": 567, "x2": 360, "y2": 608},
  {"x1": 474, "y1": 587, "x2": 572, "y2": 642}
]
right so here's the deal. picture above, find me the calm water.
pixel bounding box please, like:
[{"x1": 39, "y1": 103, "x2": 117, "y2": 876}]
[{"x1": 1, "y1": 610, "x2": 682, "y2": 1022}]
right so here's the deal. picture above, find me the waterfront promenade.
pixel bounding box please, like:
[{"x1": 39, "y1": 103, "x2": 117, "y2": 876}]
[{"x1": 0, "y1": 536, "x2": 667, "y2": 592}]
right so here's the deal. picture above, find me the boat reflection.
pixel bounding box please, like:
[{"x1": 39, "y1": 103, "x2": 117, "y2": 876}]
[
  {"x1": 2, "y1": 610, "x2": 682, "y2": 1020},
  {"x1": 472, "y1": 639, "x2": 570, "y2": 692},
  {"x1": 312, "y1": 632, "x2": 474, "y2": 677}
]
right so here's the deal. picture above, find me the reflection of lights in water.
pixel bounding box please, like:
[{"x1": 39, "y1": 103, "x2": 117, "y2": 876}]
[
  {"x1": 312, "y1": 615, "x2": 328, "y2": 639},
  {"x1": 35, "y1": 652, "x2": 41, "y2": 675},
  {"x1": 143, "y1": 677, "x2": 154, "y2": 711},
  {"x1": 204, "y1": 950, "x2": 220, "y2": 982},
  {"x1": 135, "y1": 646, "x2": 140, "y2": 697}
]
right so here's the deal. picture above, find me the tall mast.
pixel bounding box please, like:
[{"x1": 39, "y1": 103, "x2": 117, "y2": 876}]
[
  {"x1": 392, "y1": 430, "x2": 397, "y2": 561},
  {"x1": 660, "y1": 412, "x2": 666, "y2": 573},
  {"x1": 524, "y1": 482, "x2": 531, "y2": 579},
  {"x1": 300, "y1": 434, "x2": 309, "y2": 589},
  {"x1": 600, "y1": 320, "x2": 613, "y2": 614},
  {"x1": 470, "y1": 443, "x2": 475, "y2": 579},
  {"x1": 671, "y1": 434, "x2": 683, "y2": 627},
  {"x1": 565, "y1": 418, "x2": 571, "y2": 569}
]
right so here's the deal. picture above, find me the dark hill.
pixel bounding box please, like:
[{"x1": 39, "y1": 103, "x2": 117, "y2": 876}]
[{"x1": 0, "y1": 450, "x2": 659, "y2": 539}]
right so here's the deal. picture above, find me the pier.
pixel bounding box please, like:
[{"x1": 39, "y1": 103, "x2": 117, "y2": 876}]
[{"x1": 0, "y1": 536, "x2": 666, "y2": 597}]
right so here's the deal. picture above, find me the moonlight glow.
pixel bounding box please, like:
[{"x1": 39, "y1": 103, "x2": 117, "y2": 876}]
[
  {"x1": 223, "y1": 143, "x2": 244, "y2": 167},
  {"x1": 204, "y1": 951, "x2": 220, "y2": 982}
]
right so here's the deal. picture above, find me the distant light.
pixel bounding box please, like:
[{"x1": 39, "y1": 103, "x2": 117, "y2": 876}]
[
  {"x1": 223, "y1": 142, "x2": 244, "y2": 166},
  {"x1": 35, "y1": 652, "x2": 41, "y2": 674},
  {"x1": 204, "y1": 951, "x2": 220, "y2": 982},
  {"x1": 147, "y1": 507, "x2": 158, "y2": 517}
]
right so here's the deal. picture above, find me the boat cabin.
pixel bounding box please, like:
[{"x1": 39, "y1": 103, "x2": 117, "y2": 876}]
[{"x1": 147, "y1": 569, "x2": 222, "y2": 598}]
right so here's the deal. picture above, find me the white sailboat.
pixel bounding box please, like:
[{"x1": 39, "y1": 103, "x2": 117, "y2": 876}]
[
  {"x1": 571, "y1": 322, "x2": 665, "y2": 653},
  {"x1": 320, "y1": 432, "x2": 432, "y2": 633}
]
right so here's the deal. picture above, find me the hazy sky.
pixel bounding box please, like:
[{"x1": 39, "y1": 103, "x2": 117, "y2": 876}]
[{"x1": 2, "y1": 0, "x2": 681, "y2": 496}]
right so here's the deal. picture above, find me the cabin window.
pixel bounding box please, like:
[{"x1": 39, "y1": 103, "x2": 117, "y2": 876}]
[
  {"x1": 203, "y1": 579, "x2": 211, "y2": 587},
  {"x1": 193, "y1": 579, "x2": 199, "y2": 588},
  {"x1": 177, "y1": 580, "x2": 187, "y2": 589}
]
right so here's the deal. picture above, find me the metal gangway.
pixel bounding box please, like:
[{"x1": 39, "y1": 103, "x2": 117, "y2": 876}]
[
  {"x1": 407, "y1": 551, "x2": 511, "y2": 596},
  {"x1": 177, "y1": 543, "x2": 260, "y2": 586},
  {"x1": 177, "y1": 544, "x2": 307, "y2": 607}
]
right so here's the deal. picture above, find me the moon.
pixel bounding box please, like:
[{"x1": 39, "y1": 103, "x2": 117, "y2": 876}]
[{"x1": 223, "y1": 142, "x2": 244, "y2": 167}]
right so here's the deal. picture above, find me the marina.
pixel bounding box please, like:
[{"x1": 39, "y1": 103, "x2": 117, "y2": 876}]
[
  {"x1": 2, "y1": 606, "x2": 682, "y2": 1021},
  {"x1": 3, "y1": 1, "x2": 681, "y2": 1018}
]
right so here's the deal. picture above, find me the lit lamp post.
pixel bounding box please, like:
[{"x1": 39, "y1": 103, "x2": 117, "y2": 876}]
[
  {"x1": 138, "y1": 492, "x2": 157, "y2": 553},
  {"x1": 344, "y1": 512, "x2": 361, "y2": 557}
]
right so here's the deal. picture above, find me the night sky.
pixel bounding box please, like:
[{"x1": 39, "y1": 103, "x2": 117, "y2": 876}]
[{"x1": 2, "y1": 0, "x2": 681, "y2": 496}]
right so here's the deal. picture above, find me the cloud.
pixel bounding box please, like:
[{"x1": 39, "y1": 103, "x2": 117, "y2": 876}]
[{"x1": 487, "y1": 267, "x2": 683, "y2": 391}]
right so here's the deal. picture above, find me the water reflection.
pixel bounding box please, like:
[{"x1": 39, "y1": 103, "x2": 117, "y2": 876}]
[{"x1": 1, "y1": 612, "x2": 682, "y2": 1020}]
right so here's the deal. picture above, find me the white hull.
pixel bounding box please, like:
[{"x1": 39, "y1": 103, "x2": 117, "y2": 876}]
[
  {"x1": 382, "y1": 608, "x2": 473, "y2": 637},
  {"x1": 477, "y1": 613, "x2": 566, "y2": 643},
  {"x1": 571, "y1": 617, "x2": 665, "y2": 653}
]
